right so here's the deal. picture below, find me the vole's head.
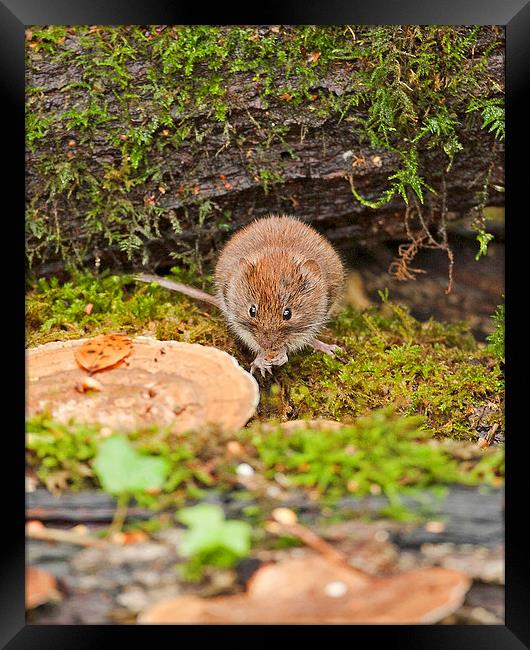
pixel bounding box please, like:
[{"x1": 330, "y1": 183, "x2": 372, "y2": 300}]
[{"x1": 222, "y1": 251, "x2": 330, "y2": 356}]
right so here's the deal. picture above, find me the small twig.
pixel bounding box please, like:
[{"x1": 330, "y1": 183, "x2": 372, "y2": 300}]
[
  {"x1": 269, "y1": 509, "x2": 357, "y2": 572},
  {"x1": 282, "y1": 522, "x2": 351, "y2": 568},
  {"x1": 345, "y1": 25, "x2": 356, "y2": 41},
  {"x1": 26, "y1": 525, "x2": 106, "y2": 548},
  {"x1": 486, "y1": 423, "x2": 500, "y2": 445}
]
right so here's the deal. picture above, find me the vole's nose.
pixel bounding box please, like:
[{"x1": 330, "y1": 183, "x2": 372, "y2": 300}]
[{"x1": 260, "y1": 334, "x2": 275, "y2": 350}]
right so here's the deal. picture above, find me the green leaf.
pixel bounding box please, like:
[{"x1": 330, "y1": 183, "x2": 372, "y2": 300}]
[
  {"x1": 219, "y1": 521, "x2": 252, "y2": 556},
  {"x1": 177, "y1": 503, "x2": 225, "y2": 529},
  {"x1": 475, "y1": 231, "x2": 494, "y2": 260},
  {"x1": 176, "y1": 503, "x2": 251, "y2": 559},
  {"x1": 93, "y1": 435, "x2": 169, "y2": 495}
]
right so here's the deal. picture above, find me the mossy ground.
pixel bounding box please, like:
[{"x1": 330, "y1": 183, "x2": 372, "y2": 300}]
[
  {"x1": 26, "y1": 270, "x2": 504, "y2": 518},
  {"x1": 25, "y1": 26, "x2": 505, "y2": 584}
]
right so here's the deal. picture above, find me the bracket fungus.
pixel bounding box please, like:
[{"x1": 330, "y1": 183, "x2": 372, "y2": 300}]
[
  {"x1": 138, "y1": 554, "x2": 471, "y2": 624},
  {"x1": 27, "y1": 337, "x2": 259, "y2": 433}
]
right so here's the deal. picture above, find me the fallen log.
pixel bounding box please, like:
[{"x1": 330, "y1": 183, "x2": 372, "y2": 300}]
[
  {"x1": 26, "y1": 26, "x2": 504, "y2": 277},
  {"x1": 26, "y1": 484, "x2": 503, "y2": 547}
]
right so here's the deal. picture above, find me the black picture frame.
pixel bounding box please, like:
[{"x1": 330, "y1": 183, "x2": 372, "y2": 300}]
[{"x1": 10, "y1": 1, "x2": 527, "y2": 647}]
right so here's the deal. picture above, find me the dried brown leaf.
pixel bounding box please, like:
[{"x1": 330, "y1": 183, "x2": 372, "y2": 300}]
[
  {"x1": 26, "y1": 566, "x2": 60, "y2": 609},
  {"x1": 74, "y1": 334, "x2": 133, "y2": 373}
]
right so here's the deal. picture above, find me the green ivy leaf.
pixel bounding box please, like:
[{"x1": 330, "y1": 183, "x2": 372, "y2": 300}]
[
  {"x1": 176, "y1": 503, "x2": 251, "y2": 558},
  {"x1": 93, "y1": 435, "x2": 169, "y2": 495}
]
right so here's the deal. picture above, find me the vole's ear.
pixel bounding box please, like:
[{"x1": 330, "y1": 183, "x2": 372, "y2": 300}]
[
  {"x1": 299, "y1": 259, "x2": 321, "y2": 291},
  {"x1": 239, "y1": 257, "x2": 255, "y2": 274}
]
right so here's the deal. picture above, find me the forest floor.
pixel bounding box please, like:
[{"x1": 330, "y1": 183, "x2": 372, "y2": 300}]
[{"x1": 25, "y1": 232, "x2": 504, "y2": 624}]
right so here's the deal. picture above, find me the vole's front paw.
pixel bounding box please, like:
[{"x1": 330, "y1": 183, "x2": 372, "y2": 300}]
[
  {"x1": 311, "y1": 339, "x2": 341, "y2": 357},
  {"x1": 269, "y1": 351, "x2": 288, "y2": 367},
  {"x1": 250, "y1": 355, "x2": 273, "y2": 377},
  {"x1": 250, "y1": 350, "x2": 288, "y2": 377}
]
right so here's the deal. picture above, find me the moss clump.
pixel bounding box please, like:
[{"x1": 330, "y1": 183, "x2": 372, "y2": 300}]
[
  {"x1": 26, "y1": 417, "x2": 99, "y2": 491},
  {"x1": 241, "y1": 408, "x2": 503, "y2": 515},
  {"x1": 26, "y1": 271, "x2": 503, "y2": 439},
  {"x1": 25, "y1": 269, "x2": 228, "y2": 350},
  {"x1": 26, "y1": 414, "x2": 230, "y2": 503},
  {"x1": 26, "y1": 408, "x2": 503, "y2": 521},
  {"x1": 279, "y1": 301, "x2": 503, "y2": 439}
]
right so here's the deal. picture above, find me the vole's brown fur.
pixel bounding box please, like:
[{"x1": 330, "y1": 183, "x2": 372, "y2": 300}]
[
  {"x1": 215, "y1": 215, "x2": 344, "y2": 357},
  {"x1": 136, "y1": 215, "x2": 344, "y2": 375}
]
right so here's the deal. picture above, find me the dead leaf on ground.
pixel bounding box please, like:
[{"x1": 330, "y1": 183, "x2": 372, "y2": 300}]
[
  {"x1": 138, "y1": 553, "x2": 470, "y2": 624},
  {"x1": 26, "y1": 566, "x2": 61, "y2": 609},
  {"x1": 74, "y1": 334, "x2": 133, "y2": 373}
]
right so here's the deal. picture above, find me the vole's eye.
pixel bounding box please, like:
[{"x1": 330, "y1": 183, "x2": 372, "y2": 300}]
[
  {"x1": 282, "y1": 308, "x2": 292, "y2": 321},
  {"x1": 249, "y1": 305, "x2": 257, "y2": 318}
]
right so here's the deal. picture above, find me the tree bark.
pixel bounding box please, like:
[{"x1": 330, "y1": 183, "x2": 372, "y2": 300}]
[{"x1": 27, "y1": 484, "x2": 503, "y2": 546}]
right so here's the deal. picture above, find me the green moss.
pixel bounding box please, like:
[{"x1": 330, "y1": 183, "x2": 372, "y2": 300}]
[
  {"x1": 280, "y1": 301, "x2": 503, "y2": 439},
  {"x1": 26, "y1": 406, "x2": 503, "y2": 521},
  {"x1": 241, "y1": 408, "x2": 503, "y2": 510},
  {"x1": 25, "y1": 269, "x2": 228, "y2": 349},
  {"x1": 27, "y1": 413, "x2": 227, "y2": 500},
  {"x1": 26, "y1": 417, "x2": 99, "y2": 490},
  {"x1": 487, "y1": 303, "x2": 505, "y2": 363},
  {"x1": 26, "y1": 26, "x2": 69, "y2": 53},
  {"x1": 27, "y1": 271, "x2": 503, "y2": 442}
]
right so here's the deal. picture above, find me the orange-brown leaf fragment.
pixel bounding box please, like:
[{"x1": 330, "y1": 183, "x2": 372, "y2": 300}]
[
  {"x1": 74, "y1": 334, "x2": 133, "y2": 373},
  {"x1": 26, "y1": 566, "x2": 60, "y2": 609}
]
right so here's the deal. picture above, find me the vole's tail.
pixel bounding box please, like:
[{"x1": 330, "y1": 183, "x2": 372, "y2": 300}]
[{"x1": 134, "y1": 273, "x2": 219, "y2": 307}]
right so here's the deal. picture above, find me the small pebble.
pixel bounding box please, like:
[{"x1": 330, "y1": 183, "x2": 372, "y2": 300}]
[
  {"x1": 116, "y1": 587, "x2": 148, "y2": 612},
  {"x1": 75, "y1": 376, "x2": 103, "y2": 393},
  {"x1": 236, "y1": 463, "x2": 255, "y2": 477},
  {"x1": 71, "y1": 524, "x2": 90, "y2": 536},
  {"x1": 227, "y1": 441, "x2": 245, "y2": 456},
  {"x1": 272, "y1": 508, "x2": 297, "y2": 526},
  {"x1": 425, "y1": 521, "x2": 446, "y2": 534},
  {"x1": 274, "y1": 472, "x2": 290, "y2": 487}
]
